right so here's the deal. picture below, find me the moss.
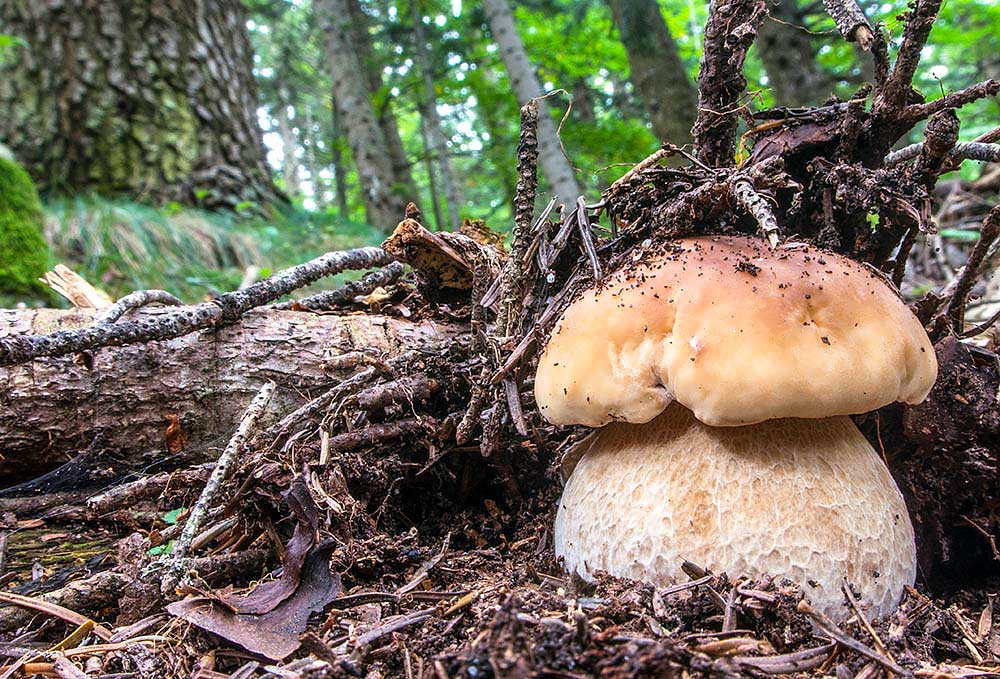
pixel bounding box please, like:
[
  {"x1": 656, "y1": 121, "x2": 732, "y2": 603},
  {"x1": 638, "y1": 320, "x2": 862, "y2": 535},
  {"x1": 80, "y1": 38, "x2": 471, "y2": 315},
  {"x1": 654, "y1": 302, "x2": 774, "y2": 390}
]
[{"x1": 0, "y1": 157, "x2": 50, "y2": 296}]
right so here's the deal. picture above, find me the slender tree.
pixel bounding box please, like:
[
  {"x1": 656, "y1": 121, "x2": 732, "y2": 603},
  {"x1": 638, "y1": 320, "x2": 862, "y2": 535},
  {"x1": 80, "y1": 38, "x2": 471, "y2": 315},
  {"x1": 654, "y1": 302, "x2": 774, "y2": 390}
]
[
  {"x1": 413, "y1": 3, "x2": 465, "y2": 230},
  {"x1": 482, "y1": 0, "x2": 583, "y2": 208},
  {"x1": 605, "y1": 0, "x2": 698, "y2": 145},
  {"x1": 276, "y1": 92, "x2": 302, "y2": 197},
  {"x1": 0, "y1": 0, "x2": 281, "y2": 209},
  {"x1": 316, "y1": 0, "x2": 413, "y2": 230},
  {"x1": 756, "y1": 0, "x2": 835, "y2": 106}
]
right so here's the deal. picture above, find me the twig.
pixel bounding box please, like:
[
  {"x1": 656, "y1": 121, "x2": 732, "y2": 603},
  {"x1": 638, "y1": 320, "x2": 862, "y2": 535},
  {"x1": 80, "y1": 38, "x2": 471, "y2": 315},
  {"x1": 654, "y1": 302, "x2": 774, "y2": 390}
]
[
  {"x1": 0, "y1": 246, "x2": 393, "y2": 367},
  {"x1": 841, "y1": 581, "x2": 894, "y2": 661},
  {"x1": 959, "y1": 307, "x2": 1000, "y2": 339},
  {"x1": 52, "y1": 656, "x2": 89, "y2": 679},
  {"x1": 946, "y1": 205, "x2": 1000, "y2": 332},
  {"x1": 796, "y1": 600, "x2": 912, "y2": 677},
  {"x1": 886, "y1": 141, "x2": 1000, "y2": 168},
  {"x1": 575, "y1": 197, "x2": 602, "y2": 279},
  {"x1": 732, "y1": 178, "x2": 780, "y2": 247},
  {"x1": 821, "y1": 0, "x2": 874, "y2": 48},
  {"x1": 878, "y1": 0, "x2": 944, "y2": 111},
  {"x1": 734, "y1": 643, "x2": 836, "y2": 674},
  {"x1": 693, "y1": 0, "x2": 767, "y2": 166},
  {"x1": 902, "y1": 80, "x2": 1000, "y2": 124},
  {"x1": 97, "y1": 290, "x2": 183, "y2": 325},
  {"x1": 272, "y1": 262, "x2": 405, "y2": 310},
  {"x1": 159, "y1": 382, "x2": 276, "y2": 594}
]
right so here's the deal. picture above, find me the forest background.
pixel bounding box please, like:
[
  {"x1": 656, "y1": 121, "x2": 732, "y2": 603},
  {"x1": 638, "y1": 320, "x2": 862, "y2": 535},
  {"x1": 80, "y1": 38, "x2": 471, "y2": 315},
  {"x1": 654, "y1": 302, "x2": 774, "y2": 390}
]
[{"x1": 0, "y1": 0, "x2": 997, "y2": 304}]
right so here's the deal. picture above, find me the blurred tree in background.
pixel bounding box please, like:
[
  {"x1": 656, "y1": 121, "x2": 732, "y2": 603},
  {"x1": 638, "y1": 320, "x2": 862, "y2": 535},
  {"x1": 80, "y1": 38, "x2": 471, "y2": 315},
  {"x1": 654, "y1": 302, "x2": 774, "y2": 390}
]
[{"x1": 0, "y1": 0, "x2": 997, "y2": 299}]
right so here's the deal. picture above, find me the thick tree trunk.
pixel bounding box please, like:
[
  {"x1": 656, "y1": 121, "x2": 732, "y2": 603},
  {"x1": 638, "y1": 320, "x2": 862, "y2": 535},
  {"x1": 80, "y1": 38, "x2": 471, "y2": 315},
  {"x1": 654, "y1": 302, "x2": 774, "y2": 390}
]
[
  {"x1": 317, "y1": 0, "x2": 412, "y2": 231},
  {"x1": 413, "y1": 7, "x2": 465, "y2": 230},
  {"x1": 0, "y1": 0, "x2": 281, "y2": 210},
  {"x1": 757, "y1": 0, "x2": 835, "y2": 106},
  {"x1": 606, "y1": 0, "x2": 698, "y2": 145},
  {"x1": 482, "y1": 0, "x2": 583, "y2": 209},
  {"x1": 0, "y1": 308, "x2": 465, "y2": 479}
]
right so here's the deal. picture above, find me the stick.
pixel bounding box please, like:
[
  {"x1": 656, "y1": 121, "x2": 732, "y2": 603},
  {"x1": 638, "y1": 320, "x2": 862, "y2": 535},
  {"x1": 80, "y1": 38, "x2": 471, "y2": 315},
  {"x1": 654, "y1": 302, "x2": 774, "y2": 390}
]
[
  {"x1": 97, "y1": 290, "x2": 183, "y2": 325},
  {"x1": 796, "y1": 601, "x2": 912, "y2": 677},
  {"x1": 946, "y1": 205, "x2": 1000, "y2": 332},
  {"x1": 159, "y1": 382, "x2": 276, "y2": 594},
  {"x1": 886, "y1": 141, "x2": 1000, "y2": 168},
  {"x1": 878, "y1": 0, "x2": 944, "y2": 111},
  {"x1": 732, "y1": 178, "x2": 780, "y2": 247},
  {"x1": 0, "y1": 247, "x2": 393, "y2": 367},
  {"x1": 822, "y1": 0, "x2": 874, "y2": 49},
  {"x1": 272, "y1": 262, "x2": 405, "y2": 311},
  {"x1": 693, "y1": 0, "x2": 767, "y2": 167}
]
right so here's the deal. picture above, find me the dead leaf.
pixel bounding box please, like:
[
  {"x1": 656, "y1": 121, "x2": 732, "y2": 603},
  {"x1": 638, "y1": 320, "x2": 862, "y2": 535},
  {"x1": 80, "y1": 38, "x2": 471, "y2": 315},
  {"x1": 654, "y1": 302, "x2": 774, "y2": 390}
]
[
  {"x1": 167, "y1": 541, "x2": 341, "y2": 660},
  {"x1": 164, "y1": 415, "x2": 188, "y2": 454}
]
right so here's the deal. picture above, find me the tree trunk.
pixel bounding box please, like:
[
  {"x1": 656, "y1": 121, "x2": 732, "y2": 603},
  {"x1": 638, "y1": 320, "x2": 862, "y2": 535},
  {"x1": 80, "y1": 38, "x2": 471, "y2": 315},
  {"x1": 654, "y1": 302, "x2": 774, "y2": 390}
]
[
  {"x1": 419, "y1": 114, "x2": 447, "y2": 229},
  {"x1": 277, "y1": 95, "x2": 302, "y2": 197},
  {"x1": 482, "y1": 0, "x2": 583, "y2": 209},
  {"x1": 606, "y1": 0, "x2": 698, "y2": 145},
  {"x1": 330, "y1": 104, "x2": 352, "y2": 218},
  {"x1": 756, "y1": 0, "x2": 835, "y2": 106},
  {"x1": 0, "y1": 308, "x2": 465, "y2": 479},
  {"x1": 316, "y1": 0, "x2": 412, "y2": 231},
  {"x1": 347, "y1": 0, "x2": 419, "y2": 206},
  {"x1": 413, "y1": 6, "x2": 465, "y2": 230},
  {"x1": 0, "y1": 0, "x2": 282, "y2": 210}
]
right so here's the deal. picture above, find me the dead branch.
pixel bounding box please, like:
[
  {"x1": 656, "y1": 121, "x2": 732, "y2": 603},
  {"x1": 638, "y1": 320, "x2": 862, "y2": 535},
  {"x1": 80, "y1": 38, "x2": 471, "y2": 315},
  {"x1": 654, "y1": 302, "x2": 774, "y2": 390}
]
[
  {"x1": 877, "y1": 0, "x2": 943, "y2": 112},
  {"x1": 902, "y1": 80, "x2": 1000, "y2": 124},
  {"x1": 97, "y1": 290, "x2": 183, "y2": 325},
  {"x1": 0, "y1": 247, "x2": 393, "y2": 367},
  {"x1": 731, "y1": 178, "x2": 780, "y2": 247},
  {"x1": 272, "y1": 262, "x2": 405, "y2": 311},
  {"x1": 886, "y1": 140, "x2": 1000, "y2": 167},
  {"x1": 946, "y1": 205, "x2": 1000, "y2": 332},
  {"x1": 795, "y1": 601, "x2": 911, "y2": 676},
  {"x1": 160, "y1": 382, "x2": 276, "y2": 594},
  {"x1": 821, "y1": 0, "x2": 874, "y2": 48},
  {"x1": 693, "y1": 0, "x2": 766, "y2": 167}
]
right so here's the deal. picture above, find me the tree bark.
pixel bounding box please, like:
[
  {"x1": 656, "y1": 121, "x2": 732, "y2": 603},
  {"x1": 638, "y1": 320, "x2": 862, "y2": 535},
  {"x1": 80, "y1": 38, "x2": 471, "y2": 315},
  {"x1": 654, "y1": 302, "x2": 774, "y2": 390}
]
[
  {"x1": 606, "y1": 0, "x2": 698, "y2": 145},
  {"x1": 757, "y1": 0, "x2": 836, "y2": 106},
  {"x1": 413, "y1": 6, "x2": 465, "y2": 230},
  {"x1": 0, "y1": 0, "x2": 282, "y2": 210},
  {"x1": 316, "y1": 0, "x2": 413, "y2": 231},
  {"x1": 0, "y1": 308, "x2": 465, "y2": 479},
  {"x1": 482, "y1": 0, "x2": 583, "y2": 209}
]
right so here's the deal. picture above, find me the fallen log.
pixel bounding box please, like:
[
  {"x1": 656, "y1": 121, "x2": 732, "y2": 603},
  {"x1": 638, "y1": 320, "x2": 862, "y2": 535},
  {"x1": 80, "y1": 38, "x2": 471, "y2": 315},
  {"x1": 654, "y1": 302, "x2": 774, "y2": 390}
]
[{"x1": 0, "y1": 307, "x2": 467, "y2": 480}]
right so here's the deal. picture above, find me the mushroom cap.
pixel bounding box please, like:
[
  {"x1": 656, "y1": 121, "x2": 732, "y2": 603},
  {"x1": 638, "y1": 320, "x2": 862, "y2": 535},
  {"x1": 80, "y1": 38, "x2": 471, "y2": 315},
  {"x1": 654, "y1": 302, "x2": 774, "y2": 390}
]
[
  {"x1": 554, "y1": 405, "x2": 916, "y2": 621},
  {"x1": 535, "y1": 236, "x2": 937, "y2": 427}
]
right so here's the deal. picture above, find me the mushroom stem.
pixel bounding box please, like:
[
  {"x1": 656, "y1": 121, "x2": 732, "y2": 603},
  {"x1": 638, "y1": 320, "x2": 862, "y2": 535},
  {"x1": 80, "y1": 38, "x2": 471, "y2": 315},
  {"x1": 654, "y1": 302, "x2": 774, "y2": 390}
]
[{"x1": 554, "y1": 405, "x2": 916, "y2": 621}]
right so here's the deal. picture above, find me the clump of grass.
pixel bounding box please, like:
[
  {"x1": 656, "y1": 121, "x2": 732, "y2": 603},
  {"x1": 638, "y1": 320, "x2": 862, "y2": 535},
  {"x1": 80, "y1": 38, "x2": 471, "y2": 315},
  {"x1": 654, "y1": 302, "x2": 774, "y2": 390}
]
[{"x1": 42, "y1": 196, "x2": 384, "y2": 302}]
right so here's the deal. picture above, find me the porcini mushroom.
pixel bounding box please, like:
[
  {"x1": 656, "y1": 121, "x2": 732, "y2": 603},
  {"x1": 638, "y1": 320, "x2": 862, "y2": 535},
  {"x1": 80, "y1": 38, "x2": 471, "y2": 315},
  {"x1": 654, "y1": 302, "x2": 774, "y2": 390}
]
[{"x1": 536, "y1": 236, "x2": 937, "y2": 619}]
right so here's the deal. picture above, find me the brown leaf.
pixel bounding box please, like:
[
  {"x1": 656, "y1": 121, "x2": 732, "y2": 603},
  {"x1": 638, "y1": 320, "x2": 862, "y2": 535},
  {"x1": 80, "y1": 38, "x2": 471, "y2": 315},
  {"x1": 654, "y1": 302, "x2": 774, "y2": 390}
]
[
  {"x1": 217, "y1": 476, "x2": 319, "y2": 615},
  {"x1": 164, "y1": 414, "x2": 188, "y2": 454},
  {"x1": 166, "y1": 541, "x2": 341, "y2": 660}
]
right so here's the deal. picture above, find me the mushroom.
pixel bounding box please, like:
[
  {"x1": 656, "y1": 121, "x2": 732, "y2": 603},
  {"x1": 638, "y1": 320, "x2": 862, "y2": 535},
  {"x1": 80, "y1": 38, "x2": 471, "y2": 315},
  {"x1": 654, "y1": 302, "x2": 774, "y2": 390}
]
[{"x1": 535, "y1": 236, "x2": 937, "y2": 619}]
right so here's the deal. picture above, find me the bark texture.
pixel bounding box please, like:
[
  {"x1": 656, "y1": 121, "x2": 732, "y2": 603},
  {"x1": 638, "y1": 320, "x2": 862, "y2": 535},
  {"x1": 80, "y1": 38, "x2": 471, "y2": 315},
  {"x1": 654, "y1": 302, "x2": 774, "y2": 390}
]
[
  {"x1": 757, "y1": 0, "x2": 836, "y2": 106},
  {"x1": 0, "y1": 0, "x2": 281, "y2": 209},
  {"x1": 317, "y1": 0, "x2": 415, "y2": 230},
  {"x1": 606, "y1": 0, "x2": 698, "y2": 145},
  {"x1": 0, "y1": 308, "x2": 465, "y2": 478},
  {"x1": 483, "y1": 0, "x2": 583, "y2": 209}
]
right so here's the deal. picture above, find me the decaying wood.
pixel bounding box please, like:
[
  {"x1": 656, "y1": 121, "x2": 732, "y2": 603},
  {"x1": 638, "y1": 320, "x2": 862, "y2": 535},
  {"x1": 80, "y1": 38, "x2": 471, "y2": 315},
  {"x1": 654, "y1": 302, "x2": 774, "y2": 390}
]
[{"x1": 0, "y1": 307, "x2": 466, "y2": 477}]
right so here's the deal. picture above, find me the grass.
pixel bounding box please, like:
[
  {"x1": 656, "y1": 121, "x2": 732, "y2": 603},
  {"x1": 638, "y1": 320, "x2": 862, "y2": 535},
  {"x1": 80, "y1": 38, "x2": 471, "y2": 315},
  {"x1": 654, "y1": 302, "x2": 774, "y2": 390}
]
[{"x1": 38, "y1": 195, "x2": 385, "y2": 304}]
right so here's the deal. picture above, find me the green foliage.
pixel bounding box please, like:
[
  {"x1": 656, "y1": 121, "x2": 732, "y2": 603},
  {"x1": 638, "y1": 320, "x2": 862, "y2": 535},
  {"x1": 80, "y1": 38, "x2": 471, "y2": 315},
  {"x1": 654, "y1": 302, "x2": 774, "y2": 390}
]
[
  {"x1": 0, "y1": 157, "x2": 50, "y2": 300},
  {"x1": 43, "y1": 196, "x2": 383, "y2": 302}
]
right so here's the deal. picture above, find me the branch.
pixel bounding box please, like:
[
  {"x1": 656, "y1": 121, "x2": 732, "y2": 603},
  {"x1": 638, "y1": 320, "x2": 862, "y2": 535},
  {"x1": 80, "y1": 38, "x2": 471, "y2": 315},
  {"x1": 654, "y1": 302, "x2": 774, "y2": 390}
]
[
  {"x1": 732, "y1": 178, "x2": 780, "y2": 247},
  {"x1": 272, "y1": 262, "x2": 405, "y2": 311},
  {"x1": 693, "y1": 0, "x2": 767, "y2": 167},
  {"x1": 877, "y1": 0, "x2": 943, "y2": 111},
  {"x1": 886, "y1": 141, "x2": 1000, "y2": 168},
  {"x1": 0, "y1": 247, "x2": 393, "y2": 367},
  {"x1": 822, "y1": 0, "x2": 874, "y2": 48},
  {"x1": 902, "y1": 80, "x2": 1000, "y2": 123},
  {"x1": 160, "y1": 382, "x2": 276, "y2": 594},
  {"x1": 98, "y1": 290, "x2": 183, "y2": 325},
  {"x1": 946, "y1": 205, "x2": 1000, "y2": 332}
]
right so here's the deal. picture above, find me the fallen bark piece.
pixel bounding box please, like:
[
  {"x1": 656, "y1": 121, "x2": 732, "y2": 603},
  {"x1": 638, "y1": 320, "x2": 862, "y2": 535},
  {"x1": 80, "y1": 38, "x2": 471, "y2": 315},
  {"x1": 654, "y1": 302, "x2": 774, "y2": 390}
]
[
  {"x1": 0, "y1": 307, "x2": 467, "y2": 477},
  {"x1": 166, "y1": 541, "x2": 341, "y2": 661}
]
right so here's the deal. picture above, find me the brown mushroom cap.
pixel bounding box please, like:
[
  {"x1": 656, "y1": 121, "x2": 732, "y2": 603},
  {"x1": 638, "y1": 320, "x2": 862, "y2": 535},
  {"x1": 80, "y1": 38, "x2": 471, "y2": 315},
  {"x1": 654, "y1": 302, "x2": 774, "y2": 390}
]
[
  {"x1": 554, "y1": 405, "x2": 916, "y2": 621},
  {"x1": 535, "y1": 236, "x2": 937, "y2": 427}
]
